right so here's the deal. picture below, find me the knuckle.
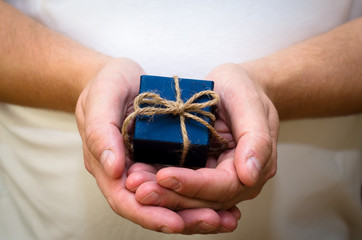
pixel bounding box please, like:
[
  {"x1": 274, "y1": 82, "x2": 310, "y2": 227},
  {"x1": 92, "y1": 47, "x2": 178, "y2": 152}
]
[
  {"x1": 169, "y1": 200, "x2": 185, "y2": 211},
  {"x1": 82, "y1": 145, "x2": 96, "y2": 175},
  {"x1": 268, "y1": 163, "x2": 277, "y2": 179},
  {"x1": 257, "y1": 134, "x2": 273, "y2": 157},
  {"x1": 216, "y1": 181, "x2": 242, "y2": 203},
  {"x1": 247, "y1": 189, "x2": 261, "y2": 200},
  {"x1": 83, "y1": 158, "x2": 93, "y2": 175},
  {"x1": 85, "y1": 125, "x2": 104, "y2": 158},
  {"x1": 265, "y1": 150, "x2": 278, "y2": 180}
]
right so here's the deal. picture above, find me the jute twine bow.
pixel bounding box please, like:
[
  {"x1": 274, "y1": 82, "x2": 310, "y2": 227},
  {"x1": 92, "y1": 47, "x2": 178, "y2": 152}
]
[{"x1": 121, "y1": 76, "x2": 229, "y2": 167}]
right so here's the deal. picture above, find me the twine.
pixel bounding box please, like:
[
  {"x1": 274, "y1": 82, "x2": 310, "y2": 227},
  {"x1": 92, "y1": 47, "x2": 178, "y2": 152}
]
[{"x1": 121, "y1": 76, "x2": 229, "y2": 167}]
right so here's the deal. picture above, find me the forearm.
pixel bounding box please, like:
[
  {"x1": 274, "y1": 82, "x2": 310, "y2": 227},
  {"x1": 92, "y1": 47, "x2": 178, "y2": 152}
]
[
  {"x1": 243, "y1": 17, "x2": 362, "y2": 120},
  {"x1": 0, "y1": 1, "x2": 111, "y2": 112}
]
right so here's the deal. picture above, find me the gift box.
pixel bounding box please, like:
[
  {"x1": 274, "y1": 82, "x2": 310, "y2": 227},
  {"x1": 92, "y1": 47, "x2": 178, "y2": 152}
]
[{"x1": 132, "y1": 75, "x2": 215, "y2": 168}]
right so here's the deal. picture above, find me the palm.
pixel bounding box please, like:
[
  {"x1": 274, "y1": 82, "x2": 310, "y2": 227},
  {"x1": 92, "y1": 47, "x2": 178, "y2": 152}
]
[
  {"x1": 126, "y1": 63, "x2": 279, "y2": 232},
  {"x1": 76, "y1": 59, "x2": 244, "y2": 233}
]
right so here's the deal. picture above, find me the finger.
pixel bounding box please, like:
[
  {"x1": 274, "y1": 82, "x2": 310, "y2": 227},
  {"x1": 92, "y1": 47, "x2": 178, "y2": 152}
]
[
  {"x1": 75, "y1": 105, "x2": 93, "y2": 175},
  {"x1": 215, "y1": 209, "x2": 239, "y2": 233},
  {"x1": 134, "y1": 181, "x2": 222, "y2": 210},
  {"x1": 177, "y1": 208, "x2": 221, "y2": 234},
  {"x1": 232, "y1": 99, "x2": 279, "y2": 185},
  {"x1": 89, "y1": 157, "x2": 185, "y2": 233},
  {"x1": 126, "y1": 162, "x2": 158, "y2": 191},
  {"x1": 126, "y1": 170, "x2": 157, "y2": 192},
  {"x1": 79, "y1": 61, "x2": 141, "y2": 178},
  {"x1": 127, "y1": 162, "x2": 158, "y2": 175},
  {"x1": 205, "y1": 157, "x2": 217, "y2": 168},
  {"x1": 177, "y1": 207, "x2": 240, "y2": 234},
  {"x1": 112, "y1": 189, "x2": 186, "y2": 233},
  {"x1": 211, "y1": 64, "x2": 276, "y2": 186},
  {"x1": 228, "y1": 205, "x2": 242, "y2": 221},
  {"x1": 82, "y1": 144, "x2": 94, "y2": 175},
  {"x1": 234, "y1": 131, "x2": 273, "y2": 186},
  {"x1": 156, "y1": 158, "x2": 252, "y2": 204}
]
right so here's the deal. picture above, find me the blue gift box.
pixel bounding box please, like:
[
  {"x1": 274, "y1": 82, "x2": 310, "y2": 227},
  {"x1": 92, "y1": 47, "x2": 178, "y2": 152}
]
[{"x1": 133, "y1": 75, "x2": 214, "y2": 168}]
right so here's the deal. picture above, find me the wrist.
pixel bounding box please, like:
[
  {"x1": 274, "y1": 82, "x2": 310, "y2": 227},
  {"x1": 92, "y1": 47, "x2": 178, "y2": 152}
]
[
  {"x1": 51, "y1": 49, "x2": 115, "y2": 112},
  {"x1": 75, "y1": 53, "x2": 114, "y2": 98},
  {"x1": 240, "y1": 53, "x2": 303, "y2": 120},
  {"x1": 239, "y1": 59, "x2": 277, "y2": 104}
]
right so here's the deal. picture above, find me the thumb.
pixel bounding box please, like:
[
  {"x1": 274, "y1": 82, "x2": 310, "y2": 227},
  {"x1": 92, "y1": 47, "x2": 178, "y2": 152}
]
[
  {"x1": 234, "y1": 132, "x2": 273, "y2": 186},
  {"x1": 212, "y1": 63, "x2": 277, "y2": 186},
  {"x1": 229, "y1": 84, "x2": 275, "y2": 186},
  {"x1": 84, "y1": 117, "x2": 126, "y2": 179},
  {"x1": 78, "y1": 59, "x2": 142, "y2": 178}
]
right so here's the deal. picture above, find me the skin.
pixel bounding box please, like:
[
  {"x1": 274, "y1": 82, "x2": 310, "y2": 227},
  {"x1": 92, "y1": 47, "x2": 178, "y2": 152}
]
[
  {"x1": 1, "y1": 0, "x2": 362, "y2": 235},
  {"x1": 0, "y1": 1, "x2": 241, "y2": 233},
  {"x1": 127, "y1": 18, "x2": 362, "y2": 217},
  {"x1": 0, "y1": 1, "x2": 109, "y2": 111},
  {"x1": 126, "y1": 63, "x2": 279, "y2": 213},
  {"x1": 244, "y1": 17, "x2": 362, "y2": 119}
]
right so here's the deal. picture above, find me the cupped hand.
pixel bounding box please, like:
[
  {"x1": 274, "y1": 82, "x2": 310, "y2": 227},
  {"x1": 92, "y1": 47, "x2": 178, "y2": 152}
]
[
  {"x1": 126, "y1": 63, "x2": 279, "y2": 219},
  {"x1": 75, "y1": 58, "x2": 242, "y2": 234}
]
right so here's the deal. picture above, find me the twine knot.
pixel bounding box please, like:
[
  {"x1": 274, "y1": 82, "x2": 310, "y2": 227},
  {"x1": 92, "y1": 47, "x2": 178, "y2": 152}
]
[
  {"x1": 121, "y1": 76, "x2": 229, "y2": 167},
  {"x1": 173, "y1": 101, "x2": 185, "y2": 116}
]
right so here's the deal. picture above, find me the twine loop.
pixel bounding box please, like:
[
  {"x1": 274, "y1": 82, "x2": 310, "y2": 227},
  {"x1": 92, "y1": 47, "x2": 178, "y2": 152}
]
[{"x1": 121, "y1": 76, "x2": 229, "y2": 167}]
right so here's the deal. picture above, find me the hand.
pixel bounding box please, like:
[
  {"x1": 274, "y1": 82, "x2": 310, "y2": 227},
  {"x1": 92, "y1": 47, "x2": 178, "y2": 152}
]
[
  {"x1": 75, "y1": 58, "x2": 242, "y2": 234},
  {"x1": 126, "y1": 63, "x2": 279, "y2": 222}
]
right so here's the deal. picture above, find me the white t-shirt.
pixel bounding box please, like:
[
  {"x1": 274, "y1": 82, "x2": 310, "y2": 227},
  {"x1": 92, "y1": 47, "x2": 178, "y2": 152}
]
[{"x1": 1, "y1": 1, "x2": 361, "y2": 239}]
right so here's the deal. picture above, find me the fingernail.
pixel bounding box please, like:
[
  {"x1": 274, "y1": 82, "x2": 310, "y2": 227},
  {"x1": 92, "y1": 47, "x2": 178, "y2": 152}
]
[
  {"x1": 196, "y1": 221, "x2": 218, "y2": 233},
  {"x1": 246, "y1": 156, "x2": 261, "y2": 182},
  {"x1": 218, "y1": 225, "x2": 234, "y2": 233},
  {"x1": 229, "y1": 206, "x2": 242, "y2": 221},
  {"x1": 233, "y1": 210, "x2": 242, "y2": 221},
  {"x1": 160, "y1": 225, "x2": 174, "y2": 234},
  {"x1": 100, "y1": 149, "x2": 115, "y2": 168},
  {"x1": 140, "y1": 191, "x2": 161, "y2": 205},
  {"x1": 159, "y1": 177, "x2": 181, "y2": 191}
]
